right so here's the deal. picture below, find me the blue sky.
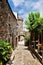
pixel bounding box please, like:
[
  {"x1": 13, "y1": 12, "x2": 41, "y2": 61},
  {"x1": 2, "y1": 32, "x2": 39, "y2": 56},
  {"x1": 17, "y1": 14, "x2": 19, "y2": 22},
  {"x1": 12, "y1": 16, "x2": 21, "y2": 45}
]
[{"x1": 8, "y1": 0, "x2": 43, "y2": 21}]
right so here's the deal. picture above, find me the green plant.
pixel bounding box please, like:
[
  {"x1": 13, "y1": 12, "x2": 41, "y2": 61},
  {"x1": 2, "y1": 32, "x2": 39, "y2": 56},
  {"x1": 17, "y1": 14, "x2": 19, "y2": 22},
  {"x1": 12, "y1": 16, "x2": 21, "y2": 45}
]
[
  {"x1": 25, "y1": 12, "x2": 43, "y2": 33},
  {"x1": 24, "y1": 35, "x2": 30, "y2": 41},
  {"x1": 0, "y1": 40, "x2": 12, "y2": 65}
]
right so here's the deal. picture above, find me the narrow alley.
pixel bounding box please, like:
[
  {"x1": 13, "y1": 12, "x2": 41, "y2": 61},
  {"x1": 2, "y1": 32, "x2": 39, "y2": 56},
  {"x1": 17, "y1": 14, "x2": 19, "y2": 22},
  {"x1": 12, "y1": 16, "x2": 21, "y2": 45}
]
[
  {"x1": 0, "y1": 1, "x2": 43, "y2": 65},
  {"x1": 10, "y1": 40, "x2": 42, "y2": 65}
]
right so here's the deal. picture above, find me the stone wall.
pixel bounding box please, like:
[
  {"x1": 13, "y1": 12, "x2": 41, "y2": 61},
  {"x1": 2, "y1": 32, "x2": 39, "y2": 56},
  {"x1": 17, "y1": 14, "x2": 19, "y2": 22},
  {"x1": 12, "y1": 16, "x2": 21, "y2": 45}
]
[
  {"x1": 0, "y1": 0, "x2": 17, "y2": 48},
  {"x1": 17, "y1": 17, "x2": 23, "y2": 35},
  {"x1": 0, "y1": 1, "x2": 8, "y2": 41}
]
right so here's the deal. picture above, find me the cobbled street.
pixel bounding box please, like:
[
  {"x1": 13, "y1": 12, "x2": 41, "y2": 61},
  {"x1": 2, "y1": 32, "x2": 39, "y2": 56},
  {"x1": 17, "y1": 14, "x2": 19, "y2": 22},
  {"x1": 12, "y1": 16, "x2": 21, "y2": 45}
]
[{"x1": 11, "y1": 40, "x2": 42, "y2": 65}]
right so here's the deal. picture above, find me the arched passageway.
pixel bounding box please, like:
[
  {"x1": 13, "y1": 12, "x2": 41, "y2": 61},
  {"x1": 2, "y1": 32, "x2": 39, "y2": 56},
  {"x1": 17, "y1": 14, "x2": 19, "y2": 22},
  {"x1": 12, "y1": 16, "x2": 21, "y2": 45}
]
[{"x1": 15, "y1": 34, "x2": 25, "y2": 46}]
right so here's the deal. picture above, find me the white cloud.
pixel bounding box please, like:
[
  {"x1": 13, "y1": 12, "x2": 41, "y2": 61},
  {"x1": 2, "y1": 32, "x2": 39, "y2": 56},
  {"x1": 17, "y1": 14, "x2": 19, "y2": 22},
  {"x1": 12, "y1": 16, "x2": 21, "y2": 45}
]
[
  {"x1": 24, "y1": 1, "x2": 32, "y2": 8},
  {"x1": 18, "y1": 9, "x2": 24, "y2": 14},
  {"x1": 22, "y1": 13, "x2": 28, "y2": 21},
  {"x1": 33, "y1": 3, "x2": 40, "y2": 9},
  {"x1": 32, "y1": 0, "x2": 43, "y2": 17},
  {"x1": 12, "y1": 0, "x2": 24, "y2": 7},
  {"x1": 12, "y1": 0, "x2": 43, "y2": 20}
]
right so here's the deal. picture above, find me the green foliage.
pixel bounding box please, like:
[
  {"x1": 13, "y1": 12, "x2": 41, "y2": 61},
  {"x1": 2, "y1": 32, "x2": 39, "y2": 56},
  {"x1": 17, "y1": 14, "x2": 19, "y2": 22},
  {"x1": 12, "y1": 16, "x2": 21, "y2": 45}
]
[
  {"x1": 25, "y1": 12, "x2": 43, "y2": 34},
  {"x1": 24, "y1": 35, "x2": 30, "y2": 41},
  {"x1": 0, "y1": 61, "x2": 3, "y2": 65},
  {"x1": 0, "y1": 40, "x2": 12, "y2": 65}
]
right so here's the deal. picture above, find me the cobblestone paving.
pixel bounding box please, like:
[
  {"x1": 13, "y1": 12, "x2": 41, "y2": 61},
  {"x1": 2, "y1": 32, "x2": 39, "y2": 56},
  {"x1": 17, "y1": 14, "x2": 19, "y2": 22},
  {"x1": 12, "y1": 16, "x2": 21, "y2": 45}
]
[{"x1": 11, "y1": 41, "x2": 42, "y2": 65}]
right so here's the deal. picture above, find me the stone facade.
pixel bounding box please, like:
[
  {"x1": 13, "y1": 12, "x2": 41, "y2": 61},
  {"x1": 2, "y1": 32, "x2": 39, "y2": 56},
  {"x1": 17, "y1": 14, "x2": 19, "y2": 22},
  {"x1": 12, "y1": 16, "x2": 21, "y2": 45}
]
[
  {"x1": 17, "y1": 17, "x2": 23, "y2": 36},
  {"x1": 0, "y1": 0, "x2": 17, "y2": 48},
  {"x1": 17, "y1": 16, "x2": 23, "y2": 41},
  {"x1": 13, "y1": 12, "x2": 23, "y2": 41}
]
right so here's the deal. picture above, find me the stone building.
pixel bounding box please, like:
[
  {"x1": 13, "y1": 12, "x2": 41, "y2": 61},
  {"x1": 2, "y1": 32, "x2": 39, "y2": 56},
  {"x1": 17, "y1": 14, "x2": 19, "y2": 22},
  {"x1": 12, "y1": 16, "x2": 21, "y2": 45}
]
[
  {"x1": 0, "y1": 0, "x2": 17, "y2": 48},
  {"x1": 17, "y1": 17, "x2": 23, "y2": 35},
  {"x1": 17, "y1": 17, "x2": 23, "y2": 41},
  {"x1": 13, "y1": 12, "x2": 23, "y2": 41}
]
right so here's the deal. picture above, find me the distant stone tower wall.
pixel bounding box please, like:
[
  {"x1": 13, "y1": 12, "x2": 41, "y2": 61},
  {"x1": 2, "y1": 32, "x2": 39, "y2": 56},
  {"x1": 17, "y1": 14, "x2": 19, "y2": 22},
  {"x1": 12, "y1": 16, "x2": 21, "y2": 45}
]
[{"x1": 17, "y1": 17, "x2": 23, "y2": 35}]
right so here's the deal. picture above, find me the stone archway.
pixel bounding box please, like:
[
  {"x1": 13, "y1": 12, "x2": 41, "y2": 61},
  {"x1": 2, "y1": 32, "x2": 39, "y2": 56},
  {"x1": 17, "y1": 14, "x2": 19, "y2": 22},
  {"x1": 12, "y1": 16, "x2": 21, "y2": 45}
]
[
  {"x1": 18, "y1": 35, "x2": 25, "y2": 41},
  {"x1": 15, "y1": 35, "x2": 25, "y2": 46}
]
